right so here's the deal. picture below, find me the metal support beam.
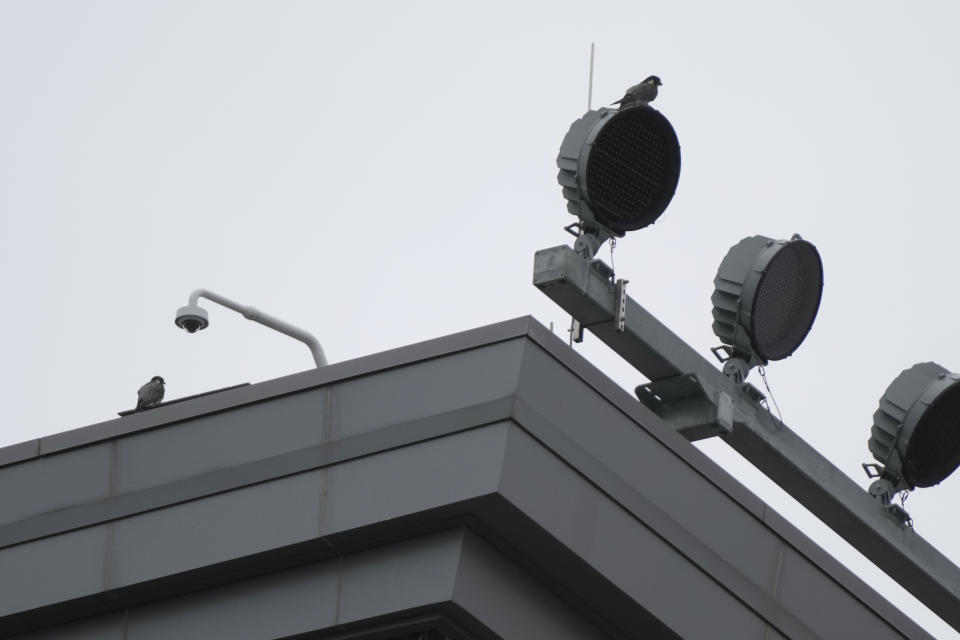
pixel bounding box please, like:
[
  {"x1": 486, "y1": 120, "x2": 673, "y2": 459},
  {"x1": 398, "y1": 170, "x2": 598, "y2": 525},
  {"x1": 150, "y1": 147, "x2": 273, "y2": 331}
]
[{"x1": 533, "y1": 245, "x2": 960, "y2": 632}]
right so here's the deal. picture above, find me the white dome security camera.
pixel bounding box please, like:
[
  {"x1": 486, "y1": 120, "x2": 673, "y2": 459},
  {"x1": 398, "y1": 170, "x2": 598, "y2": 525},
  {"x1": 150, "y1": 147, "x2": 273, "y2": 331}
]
[{"x1": 174, "y1": 305, "x2": 209, "y2": 333}]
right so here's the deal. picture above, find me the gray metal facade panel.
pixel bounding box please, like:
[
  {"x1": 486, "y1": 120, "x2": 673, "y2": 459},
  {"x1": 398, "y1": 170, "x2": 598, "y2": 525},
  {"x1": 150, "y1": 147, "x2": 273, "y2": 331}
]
[
  {"x1": 776, "y1": 546, "x2": 907, "y2": 640},
  {"x1": 518, "y1": 324, "x2": 932, "y2": 640},
  {"x1": 0, "y1": 440, "x2": 38, "y2": 469},
  {"x1": 0, "y1": 443, "x2": 113, "y2": 527},
  {"x1": 497, "y1": 424, "x2": 771, "y2": 640},
  {"x1": 7, "y1": 612, "x2": 126, "y2": 640},
  {"x1": 0, "y1": 317, "x2": 535, "y2": 466},
  {"x1": 0, "y1": 400, "x2": 516, "y2": 553},
  {"x1": 453, "y1": 529, "x2": 613, "y2": 640},
  {"x1": 109, "y1": 469, "x2": 324, "y2": 589},
  {"x1": 34, "y1": 382, "x2": 283, "y2": 459},
  {"x1": 115, "y1": 388, "x2": 327, "y2": 493},
  {"x1": 0, "y1": 526, "x2": 110, "y2": 619},
  {"x1": 329, "y1": 340, "x2": 525, "y2": 440},
  {"x1": 123, "y1": 558, "x2": 341, "y2": 640},
  {"x1": 758, "y1": 504, "x2": 925, "y2": 633},
  {"x1": 515, "y1": 341, "x2": 784, "y2": 590},
  {"x1": 337, "y1": 530, "x2": 465, "y2": 626},
  {"x1": 5, "y1": 528, "x2": 620, "y2": 640},
  {"x1": 322, "y1": 423, "x2": 510, "y2": 537},
  {"x1": 521, "y1": 320, "x2": 770, "y2": 519}
]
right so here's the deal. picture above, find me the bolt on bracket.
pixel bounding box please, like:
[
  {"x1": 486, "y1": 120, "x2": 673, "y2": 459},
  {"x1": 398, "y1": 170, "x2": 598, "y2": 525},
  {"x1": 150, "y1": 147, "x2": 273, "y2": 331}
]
[
  {"x1": 636, "y1": 373, "x2": 734, "y2": 440},
  {"x1": 615, "y1": 279, "x2": 629, "y2": 333}
]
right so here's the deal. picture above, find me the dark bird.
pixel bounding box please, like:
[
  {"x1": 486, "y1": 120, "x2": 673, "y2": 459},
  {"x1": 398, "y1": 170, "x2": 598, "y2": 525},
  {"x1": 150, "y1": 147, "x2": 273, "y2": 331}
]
[
  {"x1": 611, "y1": 75, "x2": 662, "y2": 110},
  {"x1": 136, "y1": 376, "x2": 165, "y2": 411}
]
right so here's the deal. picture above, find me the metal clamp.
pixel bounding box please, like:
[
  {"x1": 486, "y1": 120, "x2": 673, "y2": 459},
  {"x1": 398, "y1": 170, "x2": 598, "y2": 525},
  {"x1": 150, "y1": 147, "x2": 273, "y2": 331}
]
[
  {"x1": 615, "y1": 279, "x2": 628, "y2": 333},
  {"x1": 571, "y1": 318, "x2": 584, "y2": 344},
  {"x1": 635, "y1": 373, "x2": 733, "y2": 440}
]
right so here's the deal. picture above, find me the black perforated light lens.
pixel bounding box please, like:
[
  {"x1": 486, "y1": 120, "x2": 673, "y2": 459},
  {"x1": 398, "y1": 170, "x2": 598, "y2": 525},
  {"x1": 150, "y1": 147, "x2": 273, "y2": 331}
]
[
  {"x1": 904, "y1": 381, "x2": 960, "y2": 487},
  {"x1": 584, "y1": 109, "x2": 680, "y2": 232},
  {"x1": 870, "y1": 362, "x2": 960, "y2": 491},
  {"x1": 712, "y1": 235, "x2": 823, "y2": 364},
  {"x1": 751, "y1": 241, "x2": 823, "y2": 361},
  {"x1": 557, "y1": 106, "x2": 681, "y2": 236}
]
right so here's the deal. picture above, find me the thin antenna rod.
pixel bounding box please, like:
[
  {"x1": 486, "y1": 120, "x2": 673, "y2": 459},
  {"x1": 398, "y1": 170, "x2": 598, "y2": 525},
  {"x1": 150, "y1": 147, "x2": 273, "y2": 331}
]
[{"x1": 587, "y1": 42, "x2": 595, "y2": 110}]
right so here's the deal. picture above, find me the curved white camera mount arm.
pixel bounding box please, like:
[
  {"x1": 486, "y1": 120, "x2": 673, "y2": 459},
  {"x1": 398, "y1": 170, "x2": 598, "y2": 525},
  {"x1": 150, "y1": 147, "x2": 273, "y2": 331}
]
[{"x1": 175, "y1": 288, "x2": 327, "y2": 367}]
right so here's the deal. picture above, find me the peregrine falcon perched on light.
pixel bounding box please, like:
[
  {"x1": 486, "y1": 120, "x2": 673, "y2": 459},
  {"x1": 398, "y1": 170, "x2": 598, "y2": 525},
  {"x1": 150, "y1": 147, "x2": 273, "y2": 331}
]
[
  {"x1": 611, "y1": 75, "x2": 662, "y2": 110},
  {"x1": 136, "y1": 376, "x2": 165, "y2": 411}
]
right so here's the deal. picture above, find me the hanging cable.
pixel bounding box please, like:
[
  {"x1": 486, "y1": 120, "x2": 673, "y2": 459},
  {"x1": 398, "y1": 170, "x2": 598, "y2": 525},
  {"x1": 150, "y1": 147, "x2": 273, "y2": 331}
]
[{"x1": 757, "y1": 365, "x2": 784, "y2": 426}]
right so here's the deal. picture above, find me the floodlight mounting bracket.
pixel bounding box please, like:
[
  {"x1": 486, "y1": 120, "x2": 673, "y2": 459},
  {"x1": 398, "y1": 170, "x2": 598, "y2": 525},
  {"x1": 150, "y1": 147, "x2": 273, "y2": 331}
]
[
  {"x1": 863, "y1": 464, "x2": 915, "y2": 527},
  {"x1": 710, "y1": 345, "x2": 764, "y2": 383},
  {"x1": 636, "y1": 373, "x2": 734, "y2": 439},
  {"x1": 564, "y1": 220, "x2": 615, "y2": 260},
  {"x1": 533, "y1": 243, "x2": 960, "y2": 631},
  {"x1": 862, "y1": 463, "x2": 911, "y2": 501}
]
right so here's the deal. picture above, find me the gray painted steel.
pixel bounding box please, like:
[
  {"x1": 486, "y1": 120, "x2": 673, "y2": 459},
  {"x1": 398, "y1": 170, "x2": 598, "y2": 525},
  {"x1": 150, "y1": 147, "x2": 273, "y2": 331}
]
[
  {"x1": 534, "y1": 243, "x2": 960, "y2": 633},
  {"x1": 0, "y1": 316, "x2": 934, "y2": 639}
]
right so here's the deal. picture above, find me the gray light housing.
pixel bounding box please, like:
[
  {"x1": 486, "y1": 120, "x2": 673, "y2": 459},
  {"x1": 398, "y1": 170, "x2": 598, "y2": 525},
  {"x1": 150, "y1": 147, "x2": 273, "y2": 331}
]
[
  {"x1": 712, "y1": 234, "x2": 823, "y2": 364},
  {"x1": 870, "y1": 362, "x2": 960, "y2": 489},
  {"x1": 557, "y1": 106, "x2": 681, "y2": 237}
]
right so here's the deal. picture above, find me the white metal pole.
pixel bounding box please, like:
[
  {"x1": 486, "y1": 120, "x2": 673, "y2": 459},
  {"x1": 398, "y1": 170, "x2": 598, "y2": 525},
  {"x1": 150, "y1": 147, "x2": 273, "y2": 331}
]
[{"x1": 187, "y1": 289, "x2": 327, "y2": 367}]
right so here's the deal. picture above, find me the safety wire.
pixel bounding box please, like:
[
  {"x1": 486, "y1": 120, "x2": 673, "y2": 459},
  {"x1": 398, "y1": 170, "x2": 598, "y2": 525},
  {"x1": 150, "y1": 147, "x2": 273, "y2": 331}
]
[
  {"x1": 757, "y1": 365, "x2": 784, "y2": 426},
  {"x1": 898, "y1": 489, "x2": 910, "y2": 509}
]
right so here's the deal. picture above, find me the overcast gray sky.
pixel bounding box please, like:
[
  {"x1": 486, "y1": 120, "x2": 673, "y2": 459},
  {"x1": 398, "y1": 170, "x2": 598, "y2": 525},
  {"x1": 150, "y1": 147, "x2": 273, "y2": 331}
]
[{"x1": 3, "y1": 1, "x2": 960, "y2": 636}]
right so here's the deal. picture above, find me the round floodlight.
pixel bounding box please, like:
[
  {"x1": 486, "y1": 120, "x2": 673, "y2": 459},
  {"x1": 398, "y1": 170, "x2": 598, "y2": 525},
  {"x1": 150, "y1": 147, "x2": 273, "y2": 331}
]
[
  {"x1": 557, "y1": 106, "x2": 681, "y2": 235},
  {"x1": 711, "y1": 235, "x2": 823, "y2": 363},
  {"x1": 870, "y1": 362, "x2": 960, "y2": 489}
]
